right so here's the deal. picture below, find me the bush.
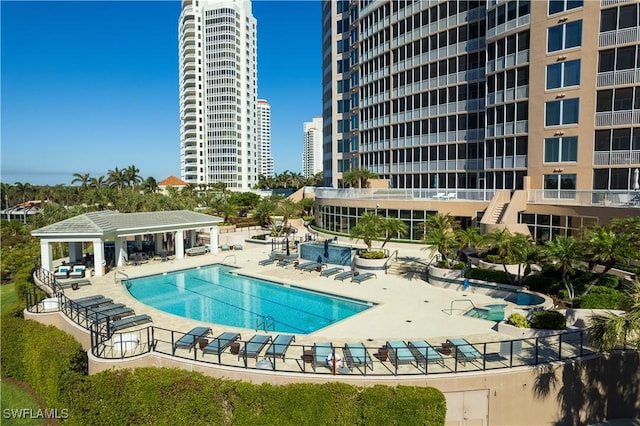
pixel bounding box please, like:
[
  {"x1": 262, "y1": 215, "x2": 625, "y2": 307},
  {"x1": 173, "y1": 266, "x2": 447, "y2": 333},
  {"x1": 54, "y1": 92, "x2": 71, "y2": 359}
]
[
  {"x1": 530, "y1": 311, "x2": 566, "y2": 330},
  {"x1": 507, "y1": 313, "x2": 530, "y2": 328},
  {"x1": 0, "y1": 318, "x2": 86, "y2": 408},
  {"x1": 360, "y1": 250, "x2": 386, "y2": 259},
  {"x1": 523, "y1": 269, "x2": 562, "y2": 294},
  {"x1": 466, "y1": 267, "x2": 512, "y2": 285},
  {"x1": 578, "y1": 286, "x2": 626, "y2": 309}
]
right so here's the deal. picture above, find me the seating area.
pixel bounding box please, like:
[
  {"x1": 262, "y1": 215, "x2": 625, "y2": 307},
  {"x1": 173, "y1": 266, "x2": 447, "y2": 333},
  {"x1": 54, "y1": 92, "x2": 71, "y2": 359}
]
[
  {"x1": 54, "y1": 265, "x2": 71, "y2": 279},
  {"x1": 69, "y1": 265, "x2": 86, "y2": 278},
  {"x1": 320, "y1": 267, "x2": 343, "y2": 277}
]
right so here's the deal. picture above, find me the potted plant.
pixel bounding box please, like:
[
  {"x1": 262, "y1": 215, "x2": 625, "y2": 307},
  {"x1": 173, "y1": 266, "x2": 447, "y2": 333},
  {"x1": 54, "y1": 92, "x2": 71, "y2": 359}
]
[{"x1": 350, "y1": 212, "x2": 407, "y2": 270}]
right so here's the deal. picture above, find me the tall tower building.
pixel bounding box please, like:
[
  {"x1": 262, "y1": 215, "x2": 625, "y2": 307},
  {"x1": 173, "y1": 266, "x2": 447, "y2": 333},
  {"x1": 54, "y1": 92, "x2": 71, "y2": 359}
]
[
  {"x1": 257, "y1": 99, "x2": 274, "y2": 178},
  {"x1": 179, "y1": 0, "x2": 258, "y2": 190},
  {"x1": 303, "y1": 116, "x2": 324, "y2": 178},
  {"x1": 322, "y1": 0, "x2": 640, "y2": 203}
]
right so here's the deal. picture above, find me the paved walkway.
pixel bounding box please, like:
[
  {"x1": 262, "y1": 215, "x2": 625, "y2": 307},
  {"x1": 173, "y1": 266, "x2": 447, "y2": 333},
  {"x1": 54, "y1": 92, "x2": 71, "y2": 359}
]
[{"x1": 62, "y1": 236, "x2": 517, "y2": 349}]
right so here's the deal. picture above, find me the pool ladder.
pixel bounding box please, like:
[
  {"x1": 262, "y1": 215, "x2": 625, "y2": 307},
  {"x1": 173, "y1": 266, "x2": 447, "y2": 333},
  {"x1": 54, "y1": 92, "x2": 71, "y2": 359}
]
[
  {"x1": 114, "y1": 271, "x2": 129, "y2": 285},
  {"x1": 447, "y1": 299, "x2": 477, "y2": 315},
  {"x1": 255, "y1": 315, "x2": 275, "y2": 332}
]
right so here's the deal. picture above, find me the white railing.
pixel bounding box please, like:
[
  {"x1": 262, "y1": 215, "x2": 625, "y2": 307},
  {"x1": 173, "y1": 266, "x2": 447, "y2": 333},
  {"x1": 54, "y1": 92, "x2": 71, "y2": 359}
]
[
  {"x1": 315, "y1": 188, "x2": 496, "y2": 202},
  {"x1": 599, "y1": 27, "x2": 640, "y2": 47},
  {"x1": 593, "y1": 150, "x2": 640, "y2": 166},
  {"x1": 597, "y1": 69, "x2": 640, "y2": 87},
  {"x1": 527, "y1": 190, "x2": 640, "y2": 207},
  {"x1": 595, "y1": 110, "x2": 640, "y2": 127}
]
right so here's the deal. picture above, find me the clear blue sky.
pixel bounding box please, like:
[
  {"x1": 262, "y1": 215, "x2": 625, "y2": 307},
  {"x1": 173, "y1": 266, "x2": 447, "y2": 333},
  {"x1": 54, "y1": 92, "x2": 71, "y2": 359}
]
[{"x1": 1, "y1": 0, "x2": 321, "y2": 186}]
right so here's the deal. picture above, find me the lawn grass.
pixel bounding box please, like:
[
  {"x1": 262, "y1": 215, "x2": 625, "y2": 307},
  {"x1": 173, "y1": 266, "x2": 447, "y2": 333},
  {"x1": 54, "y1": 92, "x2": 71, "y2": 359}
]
[
  {"x1": 1, "y1": 283, "x2": 18, "y2": 316},
  {"x1": 0, "y1": 380, "x2": 46, "y2": 426}
]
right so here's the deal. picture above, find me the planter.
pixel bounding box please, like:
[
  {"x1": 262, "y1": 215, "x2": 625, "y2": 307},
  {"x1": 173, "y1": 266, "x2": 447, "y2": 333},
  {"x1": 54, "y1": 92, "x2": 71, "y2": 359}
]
[
  {"x1": 377, "y1": 347, "x2": 388, "y2": 362},
  {"x1": 479, "y1": 259, "x2": 526, "y2": 276},
  {"x1": 354, "y1": 255, "x2": 388, "y2": 272},
  {"x1": 428, "y1": 265, "x2": 464, "y2": 280}
]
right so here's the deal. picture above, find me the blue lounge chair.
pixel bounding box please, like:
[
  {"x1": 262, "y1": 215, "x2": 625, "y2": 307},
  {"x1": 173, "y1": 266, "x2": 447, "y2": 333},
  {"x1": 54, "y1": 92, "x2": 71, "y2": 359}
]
[
  {"x1": 109, "y1": 314, "x2": 152, "y2": 333},
  {"x1": 343, "y1": 342, "x2": 373, "y2": 371},
  {"x1": 91, "y1": 307, "x2": 135, "y2": 323},
  {"x1": 311, "y1": 342, "x2": 334, "y2": 372},
  {"x1": 202, "y1": 332, "x2": 241, "y2": 355},
  {"x1": 89, "y1": 303, "x2": 124, "y2": 314},
  {"x1": 386, "y1": 341, "x2": 417, "y2": 367},
  {"x1": 334, "y1": 271, "x2": 356, "y2": 281},
  {"x1": 72, "y1": 297, "x2": 113, "y2": 309},
  {"x1": 264, "y1": 334, "x2": 295, "y2": 361},
  {"x1": 320, "y1": 267, "x2": 343, "y2": 277},
  {"x1": 300, "y1": 262, "x2": 322, "y2": 272},
  {"x1": 173, "y1": 326, "x2": 212, "y2": 354},
  {"x1": 221, "y1": 244, "x2": 230, "y2": 251},
  {"x1": 233, "y1": 244, "x2": 243, "y2": 250},
  {"x1": 71, "y1": 294, "x2": 104, "y2": 304},
  {"x1": 295, "y1": 261, "x2": 317, "y2": 270},
  {"x1": 238, "y1": 334, "x2": 272, "y2": 362},
  {"x1": 351, "y1": 272, "x2": 376, "y2": 283},
  {"x1": 259, "y1": 256, "x2": 276, "y2": 266},
  {"x1": 447, "y1": 338, "x2": 483, "y2": 366},
  {"x1": 408, "y1": 340, "x2": 445, "y2": 368}
]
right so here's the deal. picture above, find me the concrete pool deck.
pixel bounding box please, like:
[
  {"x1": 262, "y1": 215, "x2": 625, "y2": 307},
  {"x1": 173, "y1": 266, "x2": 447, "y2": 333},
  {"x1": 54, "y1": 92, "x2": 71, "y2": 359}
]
[{"x1": 61, "y1": 240, "x2": 517, "y2": 348}]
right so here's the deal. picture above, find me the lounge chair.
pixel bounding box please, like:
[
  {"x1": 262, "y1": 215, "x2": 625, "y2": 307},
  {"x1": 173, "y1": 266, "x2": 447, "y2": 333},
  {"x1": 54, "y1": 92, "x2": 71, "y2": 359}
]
[
  {"x1": 295, "y1": 261, "x2": 317, "y2": 270},
  {"x1": 91, "y1": 307, "x2": 135, "y2": 323},
  {"x1": 334, "y1": 271, "x2": 356, "y2": 281},
  {"x1": 88, "y1": 303, "x2": 125, "y2": 314},
  {"x1": 71, "y1": 294, "x2": 105, "y2": 304},
  {"x1": 447, "y1": 338, "x2": 483, "y2": 366},
  {"x1": 221, "y1": 244, "x2": 230, "y2": 251},
  {"x1": 311, "y1": 342, "x2": 334, "y2": 372},
  {"x1": 173, "y1": 326, "x2": 212, "y2": 354},
  {"x1": 351, "y1": 272, "x2": 376, "y2": 283},
  {"x1": 72, "y1": 297, "x2": 113, "y2": 309},
  {"x1": 54, "y1": 265, "x2": 71, "y2": 279},
  {"x1": 320, "y1": 267, "x2": 344, "y2": 277},
  {"x1": 300, "y1": 262, "x2": 322, "y2": 272},
  {"x1": 444, "y1": 192, "x2": 457, "y2": 200},
  {"x1": 233, "y1": 244, "x2": 243, "y2": 250},
  {"x1": 68, "y1": 265, "x2": 86, "y2": 279},
  {"x1": 238, "y1": 334, "x2": 272, "y2": 362},
  {"x1": 109, "y1": 314, "x2": 152, "y2": 333},
  {"x1": 408, "y1": 340, "x2": 445, "y2": 368},
  {"x1": 343, "y1": 342, "x2": 373, "y2": 371},
  {"x1": 386, "y1": 341, "x2": 417, "y2": 367},
  {"x1": 264, "y1": 334, "x2": 295, "y2": 361},
  {"x1": 203, "y1": 332, "x2": 241, "y2": 355},
  {"x1": 433, "y1": 192, "x2": 446, "y2": 199},
  {"x1": 259, "y1": 256, "x2": 276, "y2": 266}
]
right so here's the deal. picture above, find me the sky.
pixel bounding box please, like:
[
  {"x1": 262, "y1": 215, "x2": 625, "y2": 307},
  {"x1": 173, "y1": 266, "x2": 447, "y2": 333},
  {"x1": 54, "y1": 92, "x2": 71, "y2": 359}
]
[{"x1": 1, "y1": 0, "x2": 322, "y2": 186}]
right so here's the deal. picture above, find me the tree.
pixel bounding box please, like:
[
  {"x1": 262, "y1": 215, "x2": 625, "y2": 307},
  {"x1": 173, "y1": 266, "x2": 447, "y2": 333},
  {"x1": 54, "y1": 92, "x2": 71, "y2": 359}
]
[
  {"x1": 107, "y1": 167, "x2": 127, "y2": 191},
  {"x1": 124, "y1": 165, "x2": 143, "y2": 188},
  {"x1": 253, "y1": 197, "x2": 277, "y2": 227},
  {"x1": 423, "y1": 213, "x2": 459, "y2": 267},
  {"x1": 380, "y1": 217, "x2": 408, "y2": 249},
  {"x1": 71, "y1": 173, "x2": 91, "y2": 190},
  {"x1": 342, "y1": 168, "x2": 377, "y2": 188},
  {"x1": 541, "y1": 236, "x2": 582, "y2": 305},
  {"x1": 141, "y1": 177, "x2": 158, "y2": 194},
  {"x1": 350, "y1": 212, "x2": 383, "y2": 252},
  {"x1": 589, "y1": 279, "x2": 640, "y2": 351}
]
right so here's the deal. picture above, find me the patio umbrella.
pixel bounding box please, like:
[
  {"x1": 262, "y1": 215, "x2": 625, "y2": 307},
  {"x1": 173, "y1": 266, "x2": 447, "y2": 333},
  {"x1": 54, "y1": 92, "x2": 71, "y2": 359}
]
[
  {"x1": 633, "y1": 168, "x2": 639, "y2": 191},
  {"x1": 324, "y1": 239, "x2": 329, "y2": 258},
  {"x1": 285, "y1": 238, "x2": 290, "y2": 256}
]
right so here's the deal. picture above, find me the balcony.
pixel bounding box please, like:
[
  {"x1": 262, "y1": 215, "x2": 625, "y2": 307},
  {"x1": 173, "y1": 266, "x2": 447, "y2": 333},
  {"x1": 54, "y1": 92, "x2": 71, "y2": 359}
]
[
  {"x1": 599, "y1": 27, "x2": 640, "y2": 47},
  {"x1": 528, "y1": 189, "x2": 640, "y2": 208},
  {"x1": 593, "y1": 150, "x2": 640, "y2": 166},
  {"x1": 596, "y1": 69, "x2": 640, "y2": 87},
  {"x1": 595, "y1": 110, "x2": 640, "y2": 126}
]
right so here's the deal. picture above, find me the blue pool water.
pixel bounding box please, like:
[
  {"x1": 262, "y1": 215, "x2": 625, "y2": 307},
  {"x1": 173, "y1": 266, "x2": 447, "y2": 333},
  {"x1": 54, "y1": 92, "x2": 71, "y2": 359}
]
[
  {"x1": 124, "y1": 264, "x2": 372, "y2": 334},
  {"x1": 464, "y1": 304, "x2": 506, "y2": 322}
]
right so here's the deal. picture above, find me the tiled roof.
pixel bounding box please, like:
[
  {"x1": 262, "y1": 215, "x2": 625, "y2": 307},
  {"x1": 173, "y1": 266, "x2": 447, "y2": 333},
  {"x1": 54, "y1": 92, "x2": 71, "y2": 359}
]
[
  {"x1": 31, "y1": 210, "x2": 222, "y2": 238},
  {"x1": 158, "y1": 175, "x2": 187, "y2": 186}
]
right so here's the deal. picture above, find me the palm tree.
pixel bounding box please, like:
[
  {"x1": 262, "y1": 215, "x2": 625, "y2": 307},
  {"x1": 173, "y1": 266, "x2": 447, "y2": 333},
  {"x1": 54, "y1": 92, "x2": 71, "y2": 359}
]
[
  {"x1": 380, "y1": 217, "x2": 408, "y2": 249},
  {"x1": 541, "y1": 235, "x2": 582, "y2": 306},
  {"x1": 71, "y1": 173, "x2": 91, "y2": 190},
  {"x1": 350, "y1": 211, "x2": 383, "y2": 252},
  {"x1": 342, "y1": 168, "x2": 377, "y2": 188},
  {"x1": 124, "y1": 165, "x2": 142, "y2": 188},
  {"x1": 253, "y1": 197, "x2": 277, "y2": 227},
  {"x1": 589, "y1": 279, "x2": 640, "y2": 351},
  {"x1": 90, "y1": 176, "x2": 106, "y2": 188},
  {"x1": 141, "y1": 176, "x2": 158, "y2": 193},
  {"x1": 423, "y1": 213, "x2": 459, "y2": 266},
  {"x1": 107, "y1": 167, "x2": 127, "y2": 191}
]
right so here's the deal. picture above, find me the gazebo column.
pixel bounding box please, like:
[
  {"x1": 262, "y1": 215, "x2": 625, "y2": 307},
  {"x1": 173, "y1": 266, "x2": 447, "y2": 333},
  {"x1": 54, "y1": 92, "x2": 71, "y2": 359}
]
[
  {"x1": 40, "y1": 241, "x2": 54, "y2": 273},
  {"x1": 115, "y1": 237, "x2": 127, "y2": 267},
  {"x1": 210, "y1": 227, "x2": 219, "y2": 254},
  {"x1": 175, "y1": 230, "x2": 185, "y2": 259},
  {"x1": 69, "y1": 242, "x2": 83, "y2": 263},
  {"x1": 135, "y1": 235, "x2": 142, "y2": 251},
  {"x1": 154, "y1": 233, "x2": 163, "y2": 255},
  {"x1": 189, "y1": 230, "x2": 197, "y2": 248},
  {"x1": 93, "y1": 240, "x2": 106, "y2": 277}
]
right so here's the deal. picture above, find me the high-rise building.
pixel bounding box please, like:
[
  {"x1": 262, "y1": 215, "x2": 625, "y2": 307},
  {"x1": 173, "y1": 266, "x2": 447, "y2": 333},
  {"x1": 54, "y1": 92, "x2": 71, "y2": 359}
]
[
  {"x1": 322, "y1": 0, "x2": 639, "y2": 193},
  {"x1": 179, "y1": 0, "x2": 258, "y2": 190},
  {"x1": 318, "y1": 0, "x2": 639, "y2": 238},
  {"x1": 257, "y1": 99, "x2": 274, "y2": 178},
  {"x1": 303, "y1": 116, "x2": 324, "y2": 178}
]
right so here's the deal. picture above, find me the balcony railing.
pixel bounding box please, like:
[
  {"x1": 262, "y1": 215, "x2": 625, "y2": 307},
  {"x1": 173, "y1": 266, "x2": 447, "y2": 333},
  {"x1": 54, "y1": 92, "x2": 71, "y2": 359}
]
[
  {"x1": 315, "y1": 188, "x2": 496, "y2": 202},
  {"x1": 527, "y1": 190, "x2": 640, "y2": 207},
  {"x1": 593, "y1": 150, "x2": 640, "y2": 166},
  {"x1": 596, "y1": 69, "x2": 640, "y2": 87},
  {"x1": 595, "y1": 110, "x2": 640, "y2": 127},
  {"x1": 599, "y1": 27, "x2": 640, "y2": 47}
]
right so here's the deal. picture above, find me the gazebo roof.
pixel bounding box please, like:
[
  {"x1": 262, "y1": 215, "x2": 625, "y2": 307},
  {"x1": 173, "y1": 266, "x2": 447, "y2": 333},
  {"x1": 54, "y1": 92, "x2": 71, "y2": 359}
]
[{"x1": 31, "y1": 210, "x2": 222, "y2": 239}]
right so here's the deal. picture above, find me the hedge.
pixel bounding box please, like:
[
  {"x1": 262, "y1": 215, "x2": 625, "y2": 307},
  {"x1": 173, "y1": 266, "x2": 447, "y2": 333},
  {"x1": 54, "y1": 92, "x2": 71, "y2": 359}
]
[
  {"x1": 0, "y1": 318, "x2": 86, "y2": 408},
  {"x1": 2, "y1": 319, "x2": 446, "y2": 425},
  {"x1": 465, "y1": 267, "x2": 512, "y2": 285},
  {"x1": 578, "y1": 285, "x2": 627, "y2": 310},
  {"x1": 530, "y1": 311, "x2": 566, "y2": 330}
]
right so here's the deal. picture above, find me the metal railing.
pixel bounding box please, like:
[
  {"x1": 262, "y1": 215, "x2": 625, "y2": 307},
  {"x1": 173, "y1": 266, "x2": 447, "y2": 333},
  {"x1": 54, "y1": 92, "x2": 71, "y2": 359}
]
[
  {"x1": 382, "y1": 250, "x2": 399, "y2": 275},
  {"x1": 527, "y1": 190, "x2": 640, "y2": 208},
  {"x1": 255, "y1": 314, "x2": 275, "y2": 333},
  {"x1": 448, "y1": 299, "x2": 477, "y2": 315}
]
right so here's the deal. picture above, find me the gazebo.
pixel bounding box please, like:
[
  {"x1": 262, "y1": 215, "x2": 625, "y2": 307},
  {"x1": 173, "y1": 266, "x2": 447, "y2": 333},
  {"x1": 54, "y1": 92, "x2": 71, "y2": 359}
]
[{"x1": 31, "y1": 210, "x2": 223, "y2": 276}]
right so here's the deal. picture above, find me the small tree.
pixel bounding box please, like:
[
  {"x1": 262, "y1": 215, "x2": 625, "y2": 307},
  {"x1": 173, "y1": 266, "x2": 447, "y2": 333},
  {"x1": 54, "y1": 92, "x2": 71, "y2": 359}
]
[
  {"x1": 423, "y1": 213, "x2": 459, "y2": 267},
  {"x1": 350, "y1": 212, "x2": 383, "y2": 252},
  {"x1": 589, "y1": 279, "x2": 640, "y2": 351},
  {"x1": 541, "y1": 236, "x2": 581, "y2": 306}
]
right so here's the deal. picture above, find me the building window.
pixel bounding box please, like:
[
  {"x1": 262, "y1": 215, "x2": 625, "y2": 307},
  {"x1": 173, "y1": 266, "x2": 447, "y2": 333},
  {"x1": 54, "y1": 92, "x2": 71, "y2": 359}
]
[
  {"x1": 545, "y1": 98, "x2": 579, "y2": 126},
  {"x1": 546, "y1": 59, "x2": 580, "y2": 90},
  {"x1": 548, "y1": 0, "x2": 583, "y2": 15},
  {"x1": 547, "y1": 20, "x2": 582, "y2": 52},
  {"x1": 544, "y1": 173, "x2": 577, "y2": 196},
  {"x1": 544, "y1": 136, "x2": 578, "y2": 162}
]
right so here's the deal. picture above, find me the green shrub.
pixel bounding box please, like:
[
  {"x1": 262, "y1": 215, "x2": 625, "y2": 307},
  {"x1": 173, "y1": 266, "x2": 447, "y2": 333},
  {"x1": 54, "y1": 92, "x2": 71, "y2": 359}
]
[
  {"x1": 507, "y1": 313, "x2": 530, "y2": 328},
  {"x1": 530, "y1": 311, "x2": 566, "y2": 330},
  {"x1": 578, "y1": 286, "x2": 626, "y2": 309},
  {"x1": 466, "y1": 267, "x2": 512, "y2": 285},
  {"x1": 360, "y1": 250, "x2": 386, "y2": 259},
  {"x1": 361, "y1": 385, "x2": 446, "y2": 425},
  {"x1": 523, "y1": 270, "x2": 562, "y2": 294},
  {"x1": 0, "y1": 318, "x2": 86, "y2": 408}
]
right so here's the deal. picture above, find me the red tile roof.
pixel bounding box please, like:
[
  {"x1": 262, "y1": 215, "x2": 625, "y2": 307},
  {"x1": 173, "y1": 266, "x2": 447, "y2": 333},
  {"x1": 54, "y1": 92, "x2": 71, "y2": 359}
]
[{"x1": 158, "y1": 176, "x2": 187, "y2": 186}]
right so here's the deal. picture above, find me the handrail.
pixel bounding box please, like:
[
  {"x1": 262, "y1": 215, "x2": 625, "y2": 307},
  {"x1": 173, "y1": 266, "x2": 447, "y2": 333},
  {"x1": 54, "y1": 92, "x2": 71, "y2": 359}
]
[
  {"x1": 255, "y1": 314, "x2": 275, "y2": 332},
  {"x1": 114, "y1": 271, "x2": 129, "y2": 285},
  {"x1": 222, "y1": 254, "x2": 236, "y2": 264},
  {"x1": 447, "y1": 299, "x2": 477, "y2": 315},
  {"x1": 382, "y1": 250, "x2": 399, "y2": 274}
]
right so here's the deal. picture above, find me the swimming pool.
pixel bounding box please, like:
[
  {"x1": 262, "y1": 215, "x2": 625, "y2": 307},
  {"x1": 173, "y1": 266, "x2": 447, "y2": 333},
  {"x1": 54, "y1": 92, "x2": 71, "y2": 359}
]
[{"x1": 124, "y1": 264, "x2": 373, "y2": 334}]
